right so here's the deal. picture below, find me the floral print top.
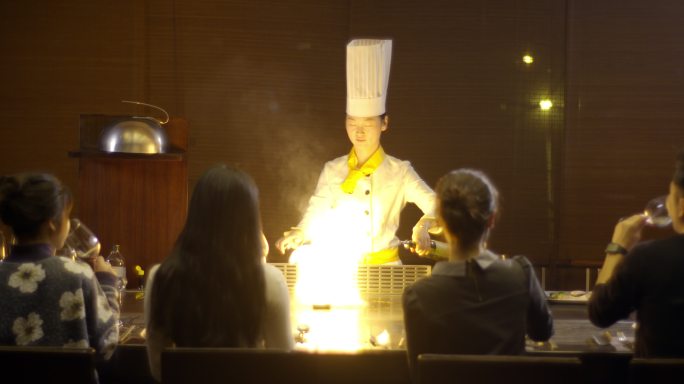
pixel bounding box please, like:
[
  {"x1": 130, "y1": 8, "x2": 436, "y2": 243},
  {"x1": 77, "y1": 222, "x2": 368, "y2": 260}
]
[{"x1": 0, "y1": 244, "x2": 119, "y2": 359}]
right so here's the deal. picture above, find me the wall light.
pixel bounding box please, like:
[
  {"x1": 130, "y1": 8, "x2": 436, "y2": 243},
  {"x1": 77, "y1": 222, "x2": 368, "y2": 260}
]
[
  {"x1": 539, "y1": 99, "x2": 553, "y2": 110},
  {"x1": 522, "y1": 54, "x2": 534, "y2": 64}
]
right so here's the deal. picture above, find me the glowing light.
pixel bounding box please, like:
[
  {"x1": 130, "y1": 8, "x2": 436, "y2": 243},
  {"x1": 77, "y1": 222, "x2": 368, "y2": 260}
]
[
  {"x1": 522, "y1": 54, "x2": 534, "y2": 64},
  {"x1": 289, "y1": 200, "x2": 366, "y2": 307},
  {"x1": 288, "y1": 200, "x2": 375, "y2": 351},
  {"x1": 375, "y1": 329, "x2": 390, "y2": 346},
  {"x1": 293, "y1": 307, "x2": 363, "y2": 352},
  {"x1": 539, "y1": 99, "x2": 553, "y2": 111}
]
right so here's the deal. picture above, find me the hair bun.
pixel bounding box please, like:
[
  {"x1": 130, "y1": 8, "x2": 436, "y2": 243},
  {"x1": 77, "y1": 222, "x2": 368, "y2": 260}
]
[
  {"x1": 0, "y1": 173, "x2": 72, "y2": 238},
  {"x1": 436, "y1": 169, "x2": 499, "y2": 251}
]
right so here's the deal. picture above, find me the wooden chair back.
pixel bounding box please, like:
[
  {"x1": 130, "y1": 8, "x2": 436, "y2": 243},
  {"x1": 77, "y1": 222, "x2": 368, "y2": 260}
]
[
  {"x1": 629, "y1": 357, "x2": 684, "y2": 384},
  {"x1": 418, "y1": 354, "x2": 584, "y2": 384},
  {"x1": 0, "y1": 346, "x2": 96, "y2": 383},
  {"x1": 161, "y1": 348, "x2": 410, "y2": 384}
]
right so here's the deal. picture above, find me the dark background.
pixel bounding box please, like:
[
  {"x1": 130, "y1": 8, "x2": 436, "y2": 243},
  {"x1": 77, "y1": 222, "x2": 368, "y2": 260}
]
[{"x1": 1, "y1": 0, "x2": 682, "y2": 289}]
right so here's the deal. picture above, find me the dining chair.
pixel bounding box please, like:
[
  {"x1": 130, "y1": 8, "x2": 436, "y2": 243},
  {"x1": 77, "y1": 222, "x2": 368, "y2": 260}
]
[
  {"x1": 418, "y1": 354, "x2": 584, "y2": 384},
  {"x1": 0, "y1": 345, "x2": 96, "y2": 383},
  {"x1": 629, "y1": 357, "x2": 684, "y2": 384},
  {"x1": 161, "y1": 347, "x2": 411, "y2": 384}
]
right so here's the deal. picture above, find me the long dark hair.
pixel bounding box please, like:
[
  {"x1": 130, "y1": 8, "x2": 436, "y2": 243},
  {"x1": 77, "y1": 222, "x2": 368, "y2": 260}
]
[
  {"x1": 0, "y1": 173, "x2": 72, "y2": 240},
  {"x1": 674, "y1": 149, "x2": 684, "y2": 190},
  {"x1": 435, "y1": 169, "x2": 499, "y2": 252},
  {"x1": 149, "y1": 165, "x2": 266, "y2": 347}
]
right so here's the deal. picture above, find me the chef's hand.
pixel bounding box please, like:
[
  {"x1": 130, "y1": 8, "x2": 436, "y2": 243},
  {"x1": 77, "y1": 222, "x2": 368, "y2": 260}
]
[
  {"x1": 275, "y1": 228, "x2": 305, "y2": 254},
  {"x1": 411, "y1": 223, "x2": 432, "y2": 257},
  {"x1": 611, "y1": 214, "x2": 648, "y2": 252}
]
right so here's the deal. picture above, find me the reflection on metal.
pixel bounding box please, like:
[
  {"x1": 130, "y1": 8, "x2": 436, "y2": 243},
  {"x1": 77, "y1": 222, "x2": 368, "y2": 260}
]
[
  {"x1": 270, "y1": 263, "x2": 431, "y2": 295},
  {"x1": 269, "y1": 262, "x2": 430, "y2": 352},
  {"x1": 100, "y1": 120, "x2": 167, "y2": 154},
  {"x1": 0, "y1": 231, "x2": 6, "y2": 261},
  {"x1": 294, "y1": 306, "x2": 363, "y2": 352},
  {"x1": 290, "y1": 295, "x2": 407, "y2": 352},
  {"x1": 121, "y1": 100, "x2": 169, "y2": 125},
  {"x1": 99, "y1": 101, "x2": 169, "y2": 154},
  {"x1": 370, "y1": 329, "x2": 390, "y2": 347},
  {"x1": 0, "y1": 230, "x2": 16, "y2": 262},
  {"x1": 290, "y1": 244, "x2": 364, "y2": 307},
  {"x1": 356, "y1": 265, "x2": 431, "y2": 295}
]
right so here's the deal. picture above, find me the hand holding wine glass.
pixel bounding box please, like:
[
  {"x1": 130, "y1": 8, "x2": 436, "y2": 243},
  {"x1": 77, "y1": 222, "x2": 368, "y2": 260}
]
[
  {"x1": 611, "y1": 214, "x2": 648, "y2": 253},
  {"x1": 60, "y1": 218, "x2": 101, "y2": 268}
]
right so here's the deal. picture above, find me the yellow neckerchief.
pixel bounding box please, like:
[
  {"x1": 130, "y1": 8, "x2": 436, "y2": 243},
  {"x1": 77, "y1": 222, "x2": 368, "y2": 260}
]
[{"x1": 341, "y1": 146, "x2": 385, "y2": 194}]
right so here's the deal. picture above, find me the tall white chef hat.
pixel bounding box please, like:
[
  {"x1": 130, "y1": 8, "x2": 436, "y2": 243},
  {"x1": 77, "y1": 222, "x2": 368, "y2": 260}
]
[{"x1": 346, "y1": 39, "x2": 392, "y2": 117}]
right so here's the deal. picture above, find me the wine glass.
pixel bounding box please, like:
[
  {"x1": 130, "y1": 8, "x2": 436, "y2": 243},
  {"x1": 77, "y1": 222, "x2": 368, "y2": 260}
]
[
  {"x1": 0, "y1": 231, "x2": 7, "y2": 261},
  {"x1": 644, "y1": 195, "x2": 672, "y2": 228},
  {"x1": 60, "y1": 218, "x2": 101, "y2": 263},
  {"x1": 0, "y1": 228, "x2": 16, "y2": 262}
]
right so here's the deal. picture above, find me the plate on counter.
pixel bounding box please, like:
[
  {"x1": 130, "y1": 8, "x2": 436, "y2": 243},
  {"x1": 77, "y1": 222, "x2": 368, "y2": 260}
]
[{"x1": 546, "y1": 290, "x2": 591, "y2": 304}]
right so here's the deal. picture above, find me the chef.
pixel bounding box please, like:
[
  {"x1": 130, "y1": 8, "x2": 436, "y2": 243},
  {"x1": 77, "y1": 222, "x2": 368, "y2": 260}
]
[{"x1": 276, "y1": 38, "x2": 437, "y2": 264}]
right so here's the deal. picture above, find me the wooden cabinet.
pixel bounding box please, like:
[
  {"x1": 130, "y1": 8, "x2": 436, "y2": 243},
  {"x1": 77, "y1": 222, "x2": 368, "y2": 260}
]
[{"x1": 70, "y1": 117, "x2": 188, "y2": 288}]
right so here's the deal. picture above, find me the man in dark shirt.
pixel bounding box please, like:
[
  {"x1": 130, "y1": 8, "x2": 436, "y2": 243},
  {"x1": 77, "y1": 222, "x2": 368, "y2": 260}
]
[{"x1": 589, "y1": 150, "x2": 684, "y2": 357}]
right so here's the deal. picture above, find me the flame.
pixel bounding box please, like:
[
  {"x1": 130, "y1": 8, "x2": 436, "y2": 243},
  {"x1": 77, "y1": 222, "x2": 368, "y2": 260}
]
[
  {"x1": 294, "y1": 307, "x2": 363, "y2": 352},
  {"x1": 290, "y1": 199, "x2": 368, "y2": 307},
  {"x1": 290, "y1": 244, "x2": 364, "y2": 306},
  {"x1": 289, "y1": 200, "x2": 368, "y2": 350}
]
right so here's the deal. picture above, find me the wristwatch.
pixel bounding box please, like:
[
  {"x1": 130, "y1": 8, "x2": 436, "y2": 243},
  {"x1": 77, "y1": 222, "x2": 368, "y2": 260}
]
[{"x1": 605, "y1": 242, "x2": 628, "y2": 255}]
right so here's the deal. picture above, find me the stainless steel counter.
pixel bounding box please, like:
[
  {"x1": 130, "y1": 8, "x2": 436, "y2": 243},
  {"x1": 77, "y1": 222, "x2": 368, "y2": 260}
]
[{"x1": 119, "y1": 289, "x2": 636, "y2": 355}]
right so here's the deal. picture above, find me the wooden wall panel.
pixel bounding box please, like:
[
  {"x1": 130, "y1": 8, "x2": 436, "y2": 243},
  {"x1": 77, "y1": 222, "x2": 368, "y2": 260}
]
[
  {"x1": 0, "y1": 1, "x2": 148, "y2": 211},
  {"x1": 559, "y1": 0, "x2": 684, "y2": 288},
  {"x1": 167, "y1": 0, "x2": 351, "y2": 262},
  {"x1": 76, "y1": 155, "x2": 187, "y2": 286}
]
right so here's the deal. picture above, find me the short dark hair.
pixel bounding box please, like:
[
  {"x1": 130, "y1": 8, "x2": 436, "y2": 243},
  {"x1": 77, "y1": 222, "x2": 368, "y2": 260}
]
[
  {"x1": 436, "y1": 169, "x2": 499, "y2": 251},
  {"x1": 0, "y1": 173, "x2": 72, "y2": 238}
]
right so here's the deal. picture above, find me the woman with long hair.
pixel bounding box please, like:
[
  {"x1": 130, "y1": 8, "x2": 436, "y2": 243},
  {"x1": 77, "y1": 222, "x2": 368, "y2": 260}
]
[
  {"x1": 402, "y1": 169, "x2": 553, "y2": 378},
  {"x1": 145, "y1": 165, "x2": 292, "y2": 382},
  {"x1": 0, "y1": 173, "x2": 120, "y2": 360}
]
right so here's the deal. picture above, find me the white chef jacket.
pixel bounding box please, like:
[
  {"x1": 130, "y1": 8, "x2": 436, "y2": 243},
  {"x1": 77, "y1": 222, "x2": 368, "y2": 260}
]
[{"x1": 297, "y1": 153, "x2": 436, "y2": 257}]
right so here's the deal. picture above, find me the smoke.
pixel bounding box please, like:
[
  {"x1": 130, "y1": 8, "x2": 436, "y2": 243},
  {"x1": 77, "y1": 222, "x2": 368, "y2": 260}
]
[
  {"x1": 203, "y1": 50, "x2": 346, "y2": 235},
  {"x1": 270, "y1": 113, "x2": 339, "y2": 216}
]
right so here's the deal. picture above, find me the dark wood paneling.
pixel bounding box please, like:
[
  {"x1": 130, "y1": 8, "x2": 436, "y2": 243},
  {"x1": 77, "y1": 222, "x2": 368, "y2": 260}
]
[
  {"x1": 167, "y1": 0, "x2": 351, "y2": 262},
  {"x1": 559, "y1": 0, "x2": 684, "y2": 288},
  {"x1": 72, "y1": 117, "x2": 188, "y2": 286},
  {"x1": 2, "y1": 0, "x2": 683, "y2": 288},
  {"x1": 76, "y1": 154, "x2": 187, "y2": 286},
  {"x1": 0, "y1": 0, "x2": 147, "y2": 214}
]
